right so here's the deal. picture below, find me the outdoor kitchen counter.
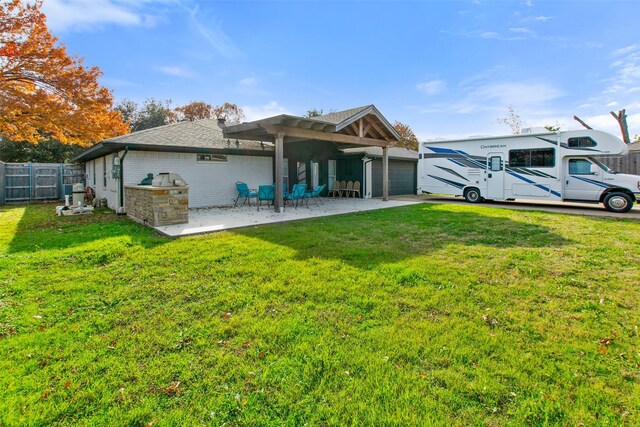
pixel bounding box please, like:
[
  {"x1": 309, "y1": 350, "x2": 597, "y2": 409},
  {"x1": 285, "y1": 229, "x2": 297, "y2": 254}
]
[{"x1": 124, "y1": 183, "x2": 189, "y2": 227}]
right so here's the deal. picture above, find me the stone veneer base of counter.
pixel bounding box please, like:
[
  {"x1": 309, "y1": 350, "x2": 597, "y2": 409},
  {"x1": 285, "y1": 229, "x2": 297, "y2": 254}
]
[{"x1": 124, "y1": 184, "x2": 189, "y2": 227}]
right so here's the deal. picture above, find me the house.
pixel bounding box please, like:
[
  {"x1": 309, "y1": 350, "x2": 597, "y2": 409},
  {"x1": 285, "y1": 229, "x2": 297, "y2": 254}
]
[{"x1": 73, "y1": 105, "x2": 418, "y2": 211}]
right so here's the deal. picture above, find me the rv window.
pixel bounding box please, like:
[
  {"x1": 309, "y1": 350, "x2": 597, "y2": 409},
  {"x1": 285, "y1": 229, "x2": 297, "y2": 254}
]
[
  {"x1": 568, "y1": 137, "x2": 597, "y2": 148},
  {"x1": 569, "y1": 159, "x2": 593, "y2": 175},
  {"x1": 508, "y1": 148, "x2": 555, "y2": 168},
  {"x1": 489, "y1": 156, "x2": 502, "y2": 171}
]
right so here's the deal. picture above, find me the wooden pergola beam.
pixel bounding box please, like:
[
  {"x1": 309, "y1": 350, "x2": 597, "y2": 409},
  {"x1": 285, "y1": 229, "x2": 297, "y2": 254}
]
[{"x1": 261, "y1": 124, "x2": 394, "y2": 148}]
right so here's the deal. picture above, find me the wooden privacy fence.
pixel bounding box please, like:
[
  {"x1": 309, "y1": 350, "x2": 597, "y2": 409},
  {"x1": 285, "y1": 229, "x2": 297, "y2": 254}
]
[
  {"x1": 0, "y1": 162, "x2": 85, "y2": 205},
  {"x1": 600, "y1": 152, "x2": 640, "y2": 176}
]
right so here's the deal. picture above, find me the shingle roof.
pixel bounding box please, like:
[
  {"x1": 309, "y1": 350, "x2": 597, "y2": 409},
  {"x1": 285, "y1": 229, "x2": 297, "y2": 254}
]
[
  {"x1": 74, "y1": 119, "x2": 273, "y2": 162},
  {"x1": 310, "y1": 106, "x2": 372, "y2": 125},
  {"x1": 104, "y1": 119, "x2": 267, "y2": 151},
  {"x1": 628, "y1": 141, "x2": 640, "y2": 152}
]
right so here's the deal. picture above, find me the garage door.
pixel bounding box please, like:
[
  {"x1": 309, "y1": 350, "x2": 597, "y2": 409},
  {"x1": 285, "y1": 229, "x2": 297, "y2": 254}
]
[{"x1": 372, "y1": 160, "x2": 416, "y2": 197}]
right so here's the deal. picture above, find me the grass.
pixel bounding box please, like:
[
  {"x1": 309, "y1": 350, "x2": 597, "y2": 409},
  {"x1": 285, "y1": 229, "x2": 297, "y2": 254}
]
[{"x1": 1, "y1": 202, "x2": 639, "y2": 426}]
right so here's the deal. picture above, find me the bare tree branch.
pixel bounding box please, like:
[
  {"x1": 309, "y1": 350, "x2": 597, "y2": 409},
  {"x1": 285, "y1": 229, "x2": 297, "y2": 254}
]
[
  {"x1": 610, "y1": 109, "x2": 630, "y2": 144},
  {"x1": 573, "y1": 115, "x2": 592, "y2": 129}
]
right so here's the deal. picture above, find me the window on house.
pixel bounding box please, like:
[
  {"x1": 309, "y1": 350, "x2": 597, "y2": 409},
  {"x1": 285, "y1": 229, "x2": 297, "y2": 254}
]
[
  {"x1": 103, "y1": 157, "x2": 107, "y2": 187},
  {"x1": 568, "y1": 137, "x2": 597, "y2": 148},
  {"x1": 509, "y1": 148, "x2": 555, "y2": 168},
  {"x1": 197, "y1": 154, "x2": 227, "y2": 162},
  {"x1": 93, "y1": 159, "x2": 96, "y2": 185}
]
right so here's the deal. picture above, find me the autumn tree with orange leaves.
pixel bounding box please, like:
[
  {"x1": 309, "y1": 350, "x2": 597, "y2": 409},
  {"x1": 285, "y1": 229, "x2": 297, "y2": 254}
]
[
  {"x1": 0, "y1": 0, "x2": 128, "y2": 146},
  {"x1": 171, "y1": 101, "x2": 214, "y2": 122},
  {"x1": 392, "y1": 121, "x2": 419, "y2": 150}
]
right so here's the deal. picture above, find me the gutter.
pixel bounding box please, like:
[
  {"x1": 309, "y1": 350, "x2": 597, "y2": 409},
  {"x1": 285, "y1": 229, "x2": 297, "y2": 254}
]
[{"x1": 118, "y1": 147, "x2": 128, "y2": 214}]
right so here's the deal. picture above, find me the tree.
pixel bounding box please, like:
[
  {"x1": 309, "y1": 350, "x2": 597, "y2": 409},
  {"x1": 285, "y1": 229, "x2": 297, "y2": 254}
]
[
  {"x1": 0, "y1": 137, "x2": 84, "y2": 162},
  {"x1": 392, "y1": 121, "x2": 419, "y2": 150},
  {"x1": 0, "y1": 0, "x2": 129, "y2": 146},
  {"x1": 610, "y1": 109, "x2": 631, "y2": 144},
  {"x1": 575, "y1": 110, "x2": 635, "y2": 144},
  {"x1": 304, "y1": 108, "x2": 324, "y2": 118},
  {"x1": 115, "y1": 98, "x2": 172, "y2": 132},
  {"x1": 496, "y1": 106, "x2": 522, "y2": 134},
  {"x1": 212, "y1": 102, "x2": 244, "y2": 124},
  {"x1": 172, "y1": 101, "x2": 214, "y2": 122},
  {"x1": 544, "y1": 123, "x2": 561, "y2": 132}
]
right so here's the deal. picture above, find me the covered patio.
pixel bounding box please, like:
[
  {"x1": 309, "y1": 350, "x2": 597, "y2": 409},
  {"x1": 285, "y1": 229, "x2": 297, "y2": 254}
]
[
  {"x1": 154, "y1": 197, "x2": 419, "y2": 237},
  {"x1": 222, "y1": 105, "x2": 401, "y2": 212}
]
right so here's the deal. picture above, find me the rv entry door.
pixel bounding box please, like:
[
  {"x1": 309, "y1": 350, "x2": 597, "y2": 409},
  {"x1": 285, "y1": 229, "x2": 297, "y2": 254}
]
[{"x1": 486, "y1": 153, "x2": 505, "y2": 199}]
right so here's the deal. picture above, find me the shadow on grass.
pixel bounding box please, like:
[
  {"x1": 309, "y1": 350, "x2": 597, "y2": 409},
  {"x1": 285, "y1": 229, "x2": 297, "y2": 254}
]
[
  {"x1": 235, "y1": 203, "x2": 570, "y2": 268},
  {"x1": 3, "y1": 203, "x2": 166, "y2": 254}
]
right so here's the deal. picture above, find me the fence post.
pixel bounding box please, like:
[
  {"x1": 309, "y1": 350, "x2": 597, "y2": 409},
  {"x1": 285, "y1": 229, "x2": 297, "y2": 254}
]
[
  {"x1": 28, "y1": 161, "x2": 33, "y2": 203},
  {"x1": 59, "y1": 163, "x2": 64, "y2": 201},
  {"x1": 0, "y1": 161, "x2": 5, "y2": 205}
]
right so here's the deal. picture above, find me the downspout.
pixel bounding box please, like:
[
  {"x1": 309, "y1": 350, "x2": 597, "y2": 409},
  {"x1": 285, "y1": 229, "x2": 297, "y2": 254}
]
[
  {"x1": 362, "y1": 156, "x2": 373, "y2": 199},
  {"x1": 118, "y1": 147, "x2": 128, "y2": 214}
]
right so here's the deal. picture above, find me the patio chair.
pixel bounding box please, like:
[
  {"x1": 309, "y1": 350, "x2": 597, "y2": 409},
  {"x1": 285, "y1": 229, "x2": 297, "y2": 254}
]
[
  {"x1": 257, "y1": 184, "x2": 275, "y2": 211},
  {"x1": 304, "y1": 184, "x2": 326, "y2": 206},
  {"x1": 234, "y1": 181, "x2": 258, "y2": 207},
  {"x1": 338, "y1": 180, "x2": 347, "y2": 197},
  {"x1": 350, "y1": 181, "x2": 361, "y2": 198},
  {"x1": 327, "y1": 181, "x2": 341, "y2": 197},
  {"x1": 285, "y1": 183, "x2": 307, "y2": 208},
  {"x1": 344, "y1": 181, "x2": 353, "y2": 198}
]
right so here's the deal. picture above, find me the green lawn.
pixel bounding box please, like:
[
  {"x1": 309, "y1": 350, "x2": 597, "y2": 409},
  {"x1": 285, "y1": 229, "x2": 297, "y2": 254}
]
[{"x1": 1, "y1": 203, "x2": 639, "y2": 426}]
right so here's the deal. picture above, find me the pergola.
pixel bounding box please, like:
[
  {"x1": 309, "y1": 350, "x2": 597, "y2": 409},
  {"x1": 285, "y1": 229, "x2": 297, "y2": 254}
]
[{"x1": 223, "y1": 105, "x2": 400, "y2": 212}]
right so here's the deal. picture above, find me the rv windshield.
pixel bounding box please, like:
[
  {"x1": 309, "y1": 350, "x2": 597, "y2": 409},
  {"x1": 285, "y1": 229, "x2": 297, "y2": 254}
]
[{"x1": 588, "y1": 157, "x2": 617, "y2": 174}]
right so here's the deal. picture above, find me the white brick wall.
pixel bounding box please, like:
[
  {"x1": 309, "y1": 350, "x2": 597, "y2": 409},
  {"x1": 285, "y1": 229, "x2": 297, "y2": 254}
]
[
  {"x1": 120, "y1": 151, "x2": 273, "y2": 208},
  {"x1": 88, "y1": 154, "x2": 118, "y2": 208}
]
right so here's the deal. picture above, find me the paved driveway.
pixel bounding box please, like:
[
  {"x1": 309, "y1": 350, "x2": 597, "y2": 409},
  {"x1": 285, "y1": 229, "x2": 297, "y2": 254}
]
[{"x1": 396, "y1": 194, "x2": 640, "y2": 219}]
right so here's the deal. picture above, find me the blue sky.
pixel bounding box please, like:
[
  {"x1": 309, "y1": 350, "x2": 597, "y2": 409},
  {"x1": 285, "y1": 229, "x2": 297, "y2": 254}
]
[{"x1": 42, "y1": 0, "x2": 640, "y2": 140}]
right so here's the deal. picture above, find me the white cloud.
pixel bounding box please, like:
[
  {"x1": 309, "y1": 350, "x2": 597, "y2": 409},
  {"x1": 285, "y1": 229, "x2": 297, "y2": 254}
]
[
  {"x1": 480, "y1": 31, "x2": 499, "y2": 39},
  {"x1": 534, "y1": 15, "x2": 552, "y2": 21},
  {"x1": 187, "y1": 5, "x2": 242, "y2": 58},
  {"x1": 605, "y1": 45, "x2": 640, "y2": 94},
  {"x1": 509, "y1": 27, "x2": 533, "y2": 34},
  {"x1": 156, "y1": 65, "x2": 196, "y2": 78},
  {"x1": 606, "y1": 101, "x2": 618, "y2": 107},
  {"x1": 239, "y1": 77, "x2": 257, "y2": 87},
  {"x1": 242, "y1": 101, "x2": 290, "y2": 122},
  {"x1": 612, "y1": 44, "x2": 639, "y2": 57},
  {"x1": 416, "y1": 80, "x2": 446, "y2": 95},
  {"x1": 42, "y1": 0, "x2": 159, "y2": 32}
]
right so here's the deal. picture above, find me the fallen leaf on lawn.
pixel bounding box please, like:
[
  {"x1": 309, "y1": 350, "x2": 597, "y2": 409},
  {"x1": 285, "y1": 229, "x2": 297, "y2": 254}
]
[
  {"x1": 599, "y1": 337, "x2": 615, "y2": 346},
  {"x1": 222, "y1": 312, "x2": 232, "y2": 320}
]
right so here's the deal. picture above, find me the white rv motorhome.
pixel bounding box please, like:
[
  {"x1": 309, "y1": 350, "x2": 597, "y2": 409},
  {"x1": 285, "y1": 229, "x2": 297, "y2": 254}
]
[{"x1": 418, "y1": 129, "x2": 640, "y2": 213}]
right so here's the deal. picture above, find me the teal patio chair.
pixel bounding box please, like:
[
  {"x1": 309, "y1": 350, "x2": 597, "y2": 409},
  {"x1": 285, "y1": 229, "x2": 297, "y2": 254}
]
[
  {"x1": 257, "y1": 184, "x2": 275, "y2": 211},
  {"x1": 234, "y1": 181, "x2": 258, "y2": 207},
  {"x1": 304, "y1": 184, "x2": 326, "y2": 206},
  {"x1": 285, "y1": 183, "x2": 307, "y2": 209}
]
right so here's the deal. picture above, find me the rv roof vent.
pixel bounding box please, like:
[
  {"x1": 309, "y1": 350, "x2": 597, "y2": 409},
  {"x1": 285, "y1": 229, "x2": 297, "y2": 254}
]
[{"x1": 521, "y1": 127, "x2": 548, "y2": 134}]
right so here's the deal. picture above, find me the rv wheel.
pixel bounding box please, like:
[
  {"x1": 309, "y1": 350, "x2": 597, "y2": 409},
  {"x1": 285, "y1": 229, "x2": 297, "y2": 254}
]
[
  {"x1": 464, "y1": 188, "x2": 482, "y2": 203},
  {"x1": 603, "y1": 192, "x2": 633, "y2": 213}
]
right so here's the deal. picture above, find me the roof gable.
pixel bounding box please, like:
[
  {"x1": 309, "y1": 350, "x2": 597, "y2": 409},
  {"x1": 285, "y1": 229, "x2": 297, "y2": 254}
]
[{"x1": 310, "y1": 105, "x2": 401, "y2": 142}]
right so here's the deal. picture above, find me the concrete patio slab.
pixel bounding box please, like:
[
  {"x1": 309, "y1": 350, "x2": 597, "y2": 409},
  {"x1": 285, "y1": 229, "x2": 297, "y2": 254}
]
[{"x1": 154, "y1": 198, "x2": 419, "y2": 237}]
